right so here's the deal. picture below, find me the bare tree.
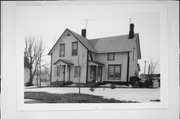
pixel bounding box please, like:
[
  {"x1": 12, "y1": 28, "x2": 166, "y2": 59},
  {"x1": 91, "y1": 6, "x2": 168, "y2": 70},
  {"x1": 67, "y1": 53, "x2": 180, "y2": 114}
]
[
  {"x1": 148, "y1": 59, "x2": 159, "y2": 75},
  {"x1": 24, "y1": 36, "x2": 45, "y2": 86}
]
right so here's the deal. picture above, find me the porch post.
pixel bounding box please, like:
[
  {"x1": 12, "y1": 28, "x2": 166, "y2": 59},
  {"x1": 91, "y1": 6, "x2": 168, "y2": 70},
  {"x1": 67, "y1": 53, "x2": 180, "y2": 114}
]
[
  {"x1": 68, "y1": 65, "x2": 70, "y2": 81},
  {"x1": 95, "y1": 65, "x2": 98, "y2": 83}
]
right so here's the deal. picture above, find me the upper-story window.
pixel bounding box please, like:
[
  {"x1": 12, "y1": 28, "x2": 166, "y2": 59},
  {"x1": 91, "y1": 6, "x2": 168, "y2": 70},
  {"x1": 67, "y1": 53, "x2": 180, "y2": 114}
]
[
  {"x1": 107, "y1": 53, "x2": 115, "y2": 61},
  {"x1": 59, "y1": 44, "x2": 65, "y2": 57},
  {"x1": 72, "y1": 42, "x2": 78, "y2": 56}
]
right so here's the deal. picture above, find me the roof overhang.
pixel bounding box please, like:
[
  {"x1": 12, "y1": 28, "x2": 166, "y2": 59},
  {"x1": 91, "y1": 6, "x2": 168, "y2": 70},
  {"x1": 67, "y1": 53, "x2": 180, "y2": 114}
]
[
  {"x1": 89, "y1": 60, "x2": 105, "y2": 66},
  {"x1": 54, "y1": 59, "x2": 74, "y2": 66}
]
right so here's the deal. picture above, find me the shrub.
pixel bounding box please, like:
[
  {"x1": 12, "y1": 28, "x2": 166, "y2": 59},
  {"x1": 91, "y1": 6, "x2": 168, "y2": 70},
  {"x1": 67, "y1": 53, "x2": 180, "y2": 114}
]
[
  {"x1": 90, "y1": 87, "x2": 95, "y2": 92},
  {"x1": 130, "y1": 76, "x2": 141, "y2": 87},
  {"x1": 110, "y1": 84, "x2": 116, "y2": 89},
  {"x1": 64, "y1": 81, "x2": 72, "y2": 85},
  {"x1": 143, "y1": 79, "x2": 153, "y2": 88},
  {"x1": 138, "y1": 81, "x2": 143, "y2": 88}
]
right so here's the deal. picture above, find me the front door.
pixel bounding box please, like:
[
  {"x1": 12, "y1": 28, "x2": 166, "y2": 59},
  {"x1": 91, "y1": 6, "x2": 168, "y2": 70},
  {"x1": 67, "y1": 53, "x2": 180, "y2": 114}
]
[
  {"x1": 61, "y1": 65, "x2": 66, "y2": 82},
  {"x1": 97, "y1": 66, "x2": 102, "y2": 82},
  {"x1": 90, "y1": 66, "x2": 96, "y2": 83}
]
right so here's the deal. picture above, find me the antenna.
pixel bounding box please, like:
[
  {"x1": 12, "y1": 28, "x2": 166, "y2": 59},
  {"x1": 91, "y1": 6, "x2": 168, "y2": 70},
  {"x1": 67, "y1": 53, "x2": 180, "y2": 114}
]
[
  {"x1": 129, "y1": 17, "x2": 132, "y2": 24},
  {"x1": 82, "y1": 19, "x2": 94, "y2": 29},
  {"x1": 129, "y1": 16, "x2": 135, "y2": 24}
]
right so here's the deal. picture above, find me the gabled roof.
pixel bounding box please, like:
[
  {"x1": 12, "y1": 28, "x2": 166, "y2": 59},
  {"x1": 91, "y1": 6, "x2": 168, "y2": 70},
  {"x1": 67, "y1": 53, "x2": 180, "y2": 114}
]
[
  {"x1": 54, "y1": 59, "x2": 74, "y2": 65},
  {"x1": 48, "y1": 28, "x2": 141, "y2": 59},
  {"x1": 48, "y1": 28, "x2": 96, "y2": 55},
  {"x1": 88, "y1": 33, "x2": 141, "y2": 59}
]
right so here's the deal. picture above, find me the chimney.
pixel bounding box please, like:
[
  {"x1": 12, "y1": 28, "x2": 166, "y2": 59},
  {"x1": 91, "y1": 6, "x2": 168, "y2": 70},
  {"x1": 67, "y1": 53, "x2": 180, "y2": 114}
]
[
  {"x1": 81, "y1": 29, "x2": 86, "y2": 38},
  {"x1": 129, "y1": 23, "x2": 134, "y2": 39}
]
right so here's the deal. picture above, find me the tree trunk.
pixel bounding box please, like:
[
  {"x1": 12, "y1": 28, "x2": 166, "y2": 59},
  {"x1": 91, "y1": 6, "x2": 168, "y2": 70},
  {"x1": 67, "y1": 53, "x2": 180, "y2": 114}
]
[{"x1": 26, "y1": 68, "x2": 33, "y2": 86}]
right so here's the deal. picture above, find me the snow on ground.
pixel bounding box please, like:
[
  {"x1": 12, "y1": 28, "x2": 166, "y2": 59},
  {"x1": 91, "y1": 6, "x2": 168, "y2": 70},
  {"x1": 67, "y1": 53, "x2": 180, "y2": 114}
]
[{"x1": 24, "y1": 87, "x2": 160, "y2": 103}]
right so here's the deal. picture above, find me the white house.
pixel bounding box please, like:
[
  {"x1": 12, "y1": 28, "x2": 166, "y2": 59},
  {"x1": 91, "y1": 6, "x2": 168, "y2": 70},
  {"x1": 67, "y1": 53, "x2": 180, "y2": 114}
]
[{"x1": 48, "y1": 23, "x2": 141, "y2": 85}]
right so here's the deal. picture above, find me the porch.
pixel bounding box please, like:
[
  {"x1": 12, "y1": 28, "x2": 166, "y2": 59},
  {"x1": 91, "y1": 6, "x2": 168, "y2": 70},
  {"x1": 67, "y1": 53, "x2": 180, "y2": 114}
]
[
  {"x1": 53, "y1": 59, "x2": 74, "y2": 83},
  {"x1": 87, "y1": 60, "x2": 105, "y2": 83}
]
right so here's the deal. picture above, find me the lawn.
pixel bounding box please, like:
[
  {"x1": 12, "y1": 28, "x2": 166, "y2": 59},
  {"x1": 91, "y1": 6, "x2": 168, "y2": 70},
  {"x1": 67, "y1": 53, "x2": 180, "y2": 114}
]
[{"x1": 24, "y1": 91, "x2": 139, "y2": 103}]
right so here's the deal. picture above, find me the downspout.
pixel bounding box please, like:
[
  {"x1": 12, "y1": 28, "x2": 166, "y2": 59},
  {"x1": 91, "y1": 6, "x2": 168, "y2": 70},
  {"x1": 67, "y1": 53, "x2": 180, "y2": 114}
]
[
  {"x1": 86, "y1": 50, "x2": 89, "y2": 83},
  {"x1": 50, "y1": 54, "x2": 52, "y2": 84},
  {"x1": 126, "y1": 52, "x2": 130, "y2": 85}
]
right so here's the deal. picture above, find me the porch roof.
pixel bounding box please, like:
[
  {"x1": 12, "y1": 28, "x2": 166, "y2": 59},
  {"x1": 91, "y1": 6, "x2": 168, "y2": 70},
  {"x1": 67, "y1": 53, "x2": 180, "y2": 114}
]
[
  {"x1": 53, "y1": 59, "x2": 74, "y2": 66},
  {"x1": 89, "y1": 60, "x2": 105, "y2": 66}
]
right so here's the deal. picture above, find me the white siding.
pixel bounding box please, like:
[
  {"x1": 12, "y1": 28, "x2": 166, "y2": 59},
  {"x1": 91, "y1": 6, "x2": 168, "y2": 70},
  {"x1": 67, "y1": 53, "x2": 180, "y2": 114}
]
[
  {"x1": 95, "y1": 53, "x2": 128, "y2": 82},
  {"x1": 51, "y1": 32, "x2": 87, "y2": 83},
  {"x1": 94, "y1": 50, "x2": 139, "y2": 82}
]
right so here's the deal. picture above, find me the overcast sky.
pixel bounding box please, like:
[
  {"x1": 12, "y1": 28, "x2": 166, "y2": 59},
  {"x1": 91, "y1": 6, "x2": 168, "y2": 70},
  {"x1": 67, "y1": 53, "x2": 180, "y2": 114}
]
[{"x1": 17, "y1": 3, "x2": 160, "y2": 74}]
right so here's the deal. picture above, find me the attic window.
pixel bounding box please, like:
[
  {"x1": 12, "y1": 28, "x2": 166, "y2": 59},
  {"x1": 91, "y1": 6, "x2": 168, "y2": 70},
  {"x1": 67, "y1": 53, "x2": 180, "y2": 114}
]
[{"x1": 67, "y1": 33, "x2": 71, "y2": 36}]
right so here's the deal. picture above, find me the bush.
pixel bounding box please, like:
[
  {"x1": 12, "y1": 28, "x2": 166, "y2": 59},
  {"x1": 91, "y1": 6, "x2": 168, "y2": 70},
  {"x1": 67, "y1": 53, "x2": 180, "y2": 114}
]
[
  {"x1": 130, "y1": 76, "x2": 141, "y2": 87},
  {"x1": 64, "y1": 81, "x2": 72, "y2": 85},
  {"x1": 89, "y1": 87, "x2": 95, "y2": 92},
  {"x1": 110, "y1": 84, "x2": 116, "y2": 89},
  {"x1": 138, "y1": 81, "x2": 143, "y2": 88},
  {"x1": 143, "y1": 79, "x2": 153, "y2": 88}
]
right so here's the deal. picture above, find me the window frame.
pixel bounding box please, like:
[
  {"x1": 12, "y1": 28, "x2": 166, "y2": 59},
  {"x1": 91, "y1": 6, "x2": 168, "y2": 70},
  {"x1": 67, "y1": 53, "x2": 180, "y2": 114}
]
[
  {"x1": 74, "y1": 66, "x2": 81, "y2": 77},
  {"x1": 72, "y1": 41, "x2": 78, "y2": 56},
  {"x1": 107, "y1": 53, "x2": 115, "y2": 61},
  {"x1": 59, "y1": 43, "x2": 65, "y2": 57},
  {"x1": 108, "y1": 64, "x2": 121, "y2": 80}
]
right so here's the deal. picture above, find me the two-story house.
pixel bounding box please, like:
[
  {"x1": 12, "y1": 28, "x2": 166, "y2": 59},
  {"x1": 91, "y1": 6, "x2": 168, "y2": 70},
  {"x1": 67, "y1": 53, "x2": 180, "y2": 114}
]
[{"x1": 48, "y1": 23, "x2": 141, "y2": 85}]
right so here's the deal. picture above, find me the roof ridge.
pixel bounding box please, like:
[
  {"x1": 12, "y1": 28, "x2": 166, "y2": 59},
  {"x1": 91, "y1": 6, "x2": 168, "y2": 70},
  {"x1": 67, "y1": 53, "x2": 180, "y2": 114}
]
[{"x1": 89, "y1": 33, "x2": 139, "y2": 40}]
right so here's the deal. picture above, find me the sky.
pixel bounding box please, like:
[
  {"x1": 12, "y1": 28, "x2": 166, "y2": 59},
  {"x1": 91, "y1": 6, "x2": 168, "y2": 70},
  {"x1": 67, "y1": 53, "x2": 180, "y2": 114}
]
[{"x1": 16, "y1": 3, "x2": 160, "y2": 74}]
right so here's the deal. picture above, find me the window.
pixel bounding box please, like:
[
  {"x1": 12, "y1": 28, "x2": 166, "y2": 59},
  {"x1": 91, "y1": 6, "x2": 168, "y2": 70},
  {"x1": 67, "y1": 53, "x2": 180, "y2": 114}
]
[
  {"x1": 108, "y1": 65, "x2": 121, "y2": 80},
  {"x1": 57, "y1": 66, "x2": 60, "y2": 77},
  {"x1": 67, "y1": 33, "x2": 71, "y2": 36},
  {"x1": 72, "y1": 42, "x2": 78, "y2": 56},
  {"x1": 74, "y1": 66, "x2": 81, "y2": 77},
  {"x1": 59, "y1": 44, "x2": 65, "y2": 57},
  {"x1": 107, "y1": 53, "x2": 115, "y2": 61}
]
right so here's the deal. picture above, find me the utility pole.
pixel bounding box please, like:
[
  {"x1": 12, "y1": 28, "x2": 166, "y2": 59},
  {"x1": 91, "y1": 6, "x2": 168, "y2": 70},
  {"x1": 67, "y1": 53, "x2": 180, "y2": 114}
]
[{"x1": 144, "y1": 60, "x2": 147, "y2": 74}]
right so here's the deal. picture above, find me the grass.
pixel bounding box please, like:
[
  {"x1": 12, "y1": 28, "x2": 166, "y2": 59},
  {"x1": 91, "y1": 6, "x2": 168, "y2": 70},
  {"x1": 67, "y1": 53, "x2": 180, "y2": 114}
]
[{"x1": 24, "y1": 91, "x2": 139, "y2": 103}]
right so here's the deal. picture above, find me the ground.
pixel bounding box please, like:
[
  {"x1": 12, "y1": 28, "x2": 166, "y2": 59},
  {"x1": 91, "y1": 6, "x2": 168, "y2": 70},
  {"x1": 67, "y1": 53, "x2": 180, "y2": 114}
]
[{"x1": 24, "y1": 87, "x2": 160, "y2": 103}]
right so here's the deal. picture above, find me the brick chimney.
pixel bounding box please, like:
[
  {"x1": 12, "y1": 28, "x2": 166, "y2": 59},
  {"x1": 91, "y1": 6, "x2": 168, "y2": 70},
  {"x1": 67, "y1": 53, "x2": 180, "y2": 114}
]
[
  {"x1": 129, "y1": 23, "x2": 134, "y2": 39},
  {"x1": 81, "y1": 29, "x2": 86, "y2": 38}
]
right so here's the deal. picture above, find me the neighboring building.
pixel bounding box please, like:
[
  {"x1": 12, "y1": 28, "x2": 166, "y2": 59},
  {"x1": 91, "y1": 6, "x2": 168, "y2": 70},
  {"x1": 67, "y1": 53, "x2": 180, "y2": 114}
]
[{"x1": 48, "y1": 23, "x2": 141, "y2": 85}]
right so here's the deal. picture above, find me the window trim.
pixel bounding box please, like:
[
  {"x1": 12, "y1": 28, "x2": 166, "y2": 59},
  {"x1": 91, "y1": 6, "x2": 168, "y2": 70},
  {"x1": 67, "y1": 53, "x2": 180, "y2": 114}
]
[
  {"x1": 72, "y1": 41, "x2": 78, "y2": 56},
  {"x1": 74, "y1": 66, "x2": 81, "y2": 77},
  {"x1": 108, "y1": 64, "x2": 121, "y2": 80},
  {"x1": 59, "y1": 43, "x2": 65, "y2": 57},
  {"x1": 107, "y1": 53, "x2": 115, "y2": 61}
]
